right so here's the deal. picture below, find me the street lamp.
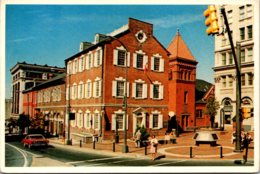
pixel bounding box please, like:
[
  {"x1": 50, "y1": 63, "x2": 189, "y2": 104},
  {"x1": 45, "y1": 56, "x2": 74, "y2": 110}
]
[{"x1": 109, "y1": 36, "x2": 129, "y2": 153}]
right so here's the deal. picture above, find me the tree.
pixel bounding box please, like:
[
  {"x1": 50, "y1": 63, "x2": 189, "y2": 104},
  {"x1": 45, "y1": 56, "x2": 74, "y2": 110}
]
[
  {"x1": 17, "y1": 113, "x2": 31, "y2": 134},
  {"x1": 30, "y1": 112, "x2": 45, "y2": 134},
  {"x1": 204, "y1": 97, "x2": 220, "y2": 128}
]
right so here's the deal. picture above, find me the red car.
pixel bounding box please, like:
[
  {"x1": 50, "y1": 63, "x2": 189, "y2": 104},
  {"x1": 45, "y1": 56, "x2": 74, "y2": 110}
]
[{"x1": 22, "y1": 134, "x2": 49, "y2": 148}]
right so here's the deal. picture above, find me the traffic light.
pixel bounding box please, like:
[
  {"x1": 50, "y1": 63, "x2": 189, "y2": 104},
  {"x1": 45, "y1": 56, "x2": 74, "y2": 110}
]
[
  {"x1": 204, "y1": 5, "x2": 220, "y2": 35},
  {"x1": 241, "y1": 107, "x2": 253, "y2": 119}
]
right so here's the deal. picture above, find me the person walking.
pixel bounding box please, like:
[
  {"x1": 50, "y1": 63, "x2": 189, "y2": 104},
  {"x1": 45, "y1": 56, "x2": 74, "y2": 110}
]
[
  {"x1": 242, "y1": 132, "x2": 253, "y2": 164},
  {"x1": 150, "y1": 135, "x2": 158, "y2": 160},
  {"x1": 135, "y1": 129, "x2": 142, "y2": 148}
]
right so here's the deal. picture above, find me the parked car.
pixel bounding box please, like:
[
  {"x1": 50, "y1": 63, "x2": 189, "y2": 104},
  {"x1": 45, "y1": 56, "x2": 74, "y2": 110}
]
[
  {"x1": 22, "y1": 134, "x2": 49, "y2": 149},
  {"x1": 193, "y1": 131, "x2": 218, "y2": 146}
]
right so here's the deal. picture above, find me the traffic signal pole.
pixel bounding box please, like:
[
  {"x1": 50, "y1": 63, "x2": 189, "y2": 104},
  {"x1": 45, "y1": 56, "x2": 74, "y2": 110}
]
[{"x1": 221, "y1": 7, "x2": 242, "y2": 151}]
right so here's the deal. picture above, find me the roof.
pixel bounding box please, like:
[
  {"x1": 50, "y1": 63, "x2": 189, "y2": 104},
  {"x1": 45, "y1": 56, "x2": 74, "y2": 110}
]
[
  {"x1": 195, "y1": 79, "x2": 213, "y2": 102},
  {"x1": 167, "y1": 30, "x2": 196, "y2": 61}
]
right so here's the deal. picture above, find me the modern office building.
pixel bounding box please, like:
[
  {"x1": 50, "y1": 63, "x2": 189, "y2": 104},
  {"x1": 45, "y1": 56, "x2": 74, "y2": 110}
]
[
  {"x1": 10, "y1": 62, "x2": 65, "y2": 119},
  {"x1": 213, "y1": 4, "x2": 254, "y2": 131}
]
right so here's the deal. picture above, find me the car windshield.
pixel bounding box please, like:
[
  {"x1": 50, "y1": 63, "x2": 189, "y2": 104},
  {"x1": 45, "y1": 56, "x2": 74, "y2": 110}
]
[{"x1": 30, "y1": 135, "x2": 44, "y2": 139}]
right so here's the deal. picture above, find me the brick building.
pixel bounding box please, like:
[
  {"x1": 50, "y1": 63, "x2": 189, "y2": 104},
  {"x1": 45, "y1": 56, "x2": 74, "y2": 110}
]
[
  {"x1": 195, "y1": 80, "x2": 215, "y2": 128},
  {"x1": 64, "y1": 18, "x2": 170, "y2": 141},
  {"x1": 167, "y1": 30, "x2": 197, "y2": 132},
  {"x1": 23, "y1": 73, "x2": 66, "y2": 136}
]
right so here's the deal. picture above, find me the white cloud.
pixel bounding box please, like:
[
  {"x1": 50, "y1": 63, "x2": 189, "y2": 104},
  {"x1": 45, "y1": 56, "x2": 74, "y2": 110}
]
[
  {"x1": 8, "y1": 37, "x2": 35, "y2": 43},
  {"x1": 146, "y1": 14, "x2": 203, "y2": 29}
]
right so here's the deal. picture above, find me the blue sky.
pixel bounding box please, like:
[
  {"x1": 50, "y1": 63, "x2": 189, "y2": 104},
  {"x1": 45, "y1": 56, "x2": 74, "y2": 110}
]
[{"x1": 5, "y1": 5, "x2": 214, "y2": 99}]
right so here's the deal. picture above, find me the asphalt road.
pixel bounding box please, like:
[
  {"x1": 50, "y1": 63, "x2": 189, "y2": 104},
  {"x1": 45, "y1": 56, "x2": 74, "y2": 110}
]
[{"x1": 5, "y1": 141, "x2": 254, "y2": 167}]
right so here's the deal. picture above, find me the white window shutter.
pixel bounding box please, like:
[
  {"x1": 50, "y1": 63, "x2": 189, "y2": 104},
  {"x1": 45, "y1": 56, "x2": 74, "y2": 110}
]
[
  {"x1": 112, "y1": 81, "x2": 117, "y2": 97},
  {"x1": 86, "y1": 56, "x2": 89, "y2": 70},
  {"x1": 99, "y1": 80, "x2": 102, "y2": 97},
  {"x1": 149, "y1": 114, "x2": 153, "y2": 128},
  {"x1": 66, "y1": 87, "x2": 69, "y2": 100},
  {"x1": 71, "y1": 86, "x2": 74, "y2": 99},
  {"x1": 75, "y1": 85, "x2": 77, "y2": 99},
  {"x1": 85, "y1": 84, "x2": 87, "y2": 98},
  {"x1": 160, "y1": 58, "x2": 164, "y2": 72},
  {"x1": 98, "y1": 114, "x2": 101, "y2": 130},
  {"x1": 91, "y1": 53, "x2": 94, "y2": 68},
  {"x1": 126, "y1": 114, "x2": 129, "y2": 130},
  {"x1": 151, "y1": 57, "x2": 154, "y2": 70},
  {"x1": 93, "y1": 82, "x2": 96, "y2": 98},
  {"x1": 159, "y1": 114, "x2": 163, "y2": 128},
  {"x1": 143, "y1": 84, "x2": 147, "y2": 99},
  {"x1": 143, "y1": 55, "x2": 148, "y2": 69},
  {"x1": 78, "y1": 85, "x2": 80, "y2": 99},
  {"x1": 133, "y1": 53, "x2": 137, "y2": 68},
  {"x1": 113, "y1": 49, "x2": 118, "y2": 65},
  {"x1": 133, "y1": 115, "x2": 137, "y2": 131},
  {"x1": 112, "y1": 114, "x2": 116, "y2": 130},
  {"x1": 132, "y1": 83, "x2": 136, "y2": 98},
  {"x1": 159, "y1": 85, "x2": 164, "y2": 99},
  {"x1": 127, "y1": 52, "x2": 130, "y2": 67},
  {"x1": 99, "y1": 49, "x2": 103, "y2": 65},
  {"x1": 150, "y1": 84, "x2": 153, "y2": 99},
  {"x1": 127, "y1": 82, "x2": 130, "y2": 97},
  {"x1": 89, "y1": 82, "x2": 92, "y2": 98},
  {"x1": 94, "y1": 52, "x2": 97, "y2": 67}
]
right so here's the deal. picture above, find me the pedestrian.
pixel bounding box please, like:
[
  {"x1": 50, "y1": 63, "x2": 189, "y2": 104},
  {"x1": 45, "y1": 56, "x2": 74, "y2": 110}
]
[
  {"x1": 241, "y1": 132, "x2": 253, "y2": 164},
  {"x1": 231, "y1": 131, "x2": 236, "y2": 144},
  {"x1": 135, "y1": 129, "x2": 142, "y2": 148},
  {"x1": 164, "y1": 132, "x2": 170, "y2": 144},
  {"x1": 150, "y1": 135, "x2": 158, "y2": 160}
]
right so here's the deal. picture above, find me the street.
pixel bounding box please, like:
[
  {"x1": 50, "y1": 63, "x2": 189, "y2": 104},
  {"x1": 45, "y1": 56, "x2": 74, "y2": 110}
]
[{"x1": 5, "y1": 141, "x2": 254, "y2": 167}]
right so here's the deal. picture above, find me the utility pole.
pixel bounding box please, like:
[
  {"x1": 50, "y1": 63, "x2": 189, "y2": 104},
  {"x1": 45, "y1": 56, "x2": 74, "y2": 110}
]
[
  {"x1": 66, "y1": 69, "x2": 72, "y2": 145},
  {"x1": 221, "y1": 7, "x2": 242, "y2": 151}
]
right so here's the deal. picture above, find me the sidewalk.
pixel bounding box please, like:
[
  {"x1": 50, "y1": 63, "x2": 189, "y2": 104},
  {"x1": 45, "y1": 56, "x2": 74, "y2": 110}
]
[{"x1": 47, "y1": 129, "x2": 254, "y2": 161}]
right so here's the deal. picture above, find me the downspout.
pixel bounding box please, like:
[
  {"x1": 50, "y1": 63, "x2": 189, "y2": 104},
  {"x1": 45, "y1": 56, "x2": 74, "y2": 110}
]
[{"x1": 99, "y1": 45, "x2": 105, "y2": 139}]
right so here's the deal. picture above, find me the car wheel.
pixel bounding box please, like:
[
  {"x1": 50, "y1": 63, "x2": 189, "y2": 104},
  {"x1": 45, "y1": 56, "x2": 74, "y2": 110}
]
[{"x1": 23, "y1": 143, "x2": 27, "y2": 147}]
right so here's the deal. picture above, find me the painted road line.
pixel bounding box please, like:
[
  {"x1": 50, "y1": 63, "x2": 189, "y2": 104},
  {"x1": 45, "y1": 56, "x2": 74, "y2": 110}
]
[
  {"x1": 6, "y1": 143, "x2": 28, "y2": 167},
  {"x1": 151, "y1": 159, "x2": 188, "y2": 166},
  {"x1": 66, "y1": 156, "x2": 122, "y2": 164},
  {"x1": 110, "y1": 158, "x2": 144, "y2": 164}
]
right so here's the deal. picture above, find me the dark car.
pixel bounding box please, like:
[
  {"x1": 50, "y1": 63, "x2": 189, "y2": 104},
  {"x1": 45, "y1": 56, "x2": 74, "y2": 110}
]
[{"x1": 22, "y1": 134, "x2": 49, "y2": 149}]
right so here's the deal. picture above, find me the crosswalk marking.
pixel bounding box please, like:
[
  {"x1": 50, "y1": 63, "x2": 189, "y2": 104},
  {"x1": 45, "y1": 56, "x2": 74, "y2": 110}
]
[{"x1": 66, "y1": 156, "x2": 122, "y2": 164}]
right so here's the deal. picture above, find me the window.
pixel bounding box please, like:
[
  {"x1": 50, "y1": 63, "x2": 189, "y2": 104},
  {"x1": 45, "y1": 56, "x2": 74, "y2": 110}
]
[
  {"x1": 184, "y1": 91, "x2": 188, "y2": 104},
  {"x1": 241, "y1": 50, "x2": 245, "y2": 63},
  {"x1": 112, "y1": 77, "x2": 129, "y2": 98},
  {"x1": 240, "y1": 27, "x2": 245, "y2": 40},
  {"x1": 228, "y1": 75, "x2": 233, "y2": 87},
  {"x1": 248, "y1": 73, "x2": 253, "y2": 85},
  {"x1": 136, "y1": 54, "x2": 144, "y2": 69},
  {"x1": 246, "y1": 4, "x2": 253, "y2": 17},
  {"x1": 116, "y1": 81, "x2": 125, "y2": 97},
  {"x1": 247, "y1": 25, "x2": 253, "y2": 39},
  {"x1": 239, "y1": 6, "x2": 245, "y2": 20},
  {"x1": 74, "y1": 59, "x2": 78, "y2": 74},
  {"x1": 150, "y1": 82, "x2": 164, "y2": 100},
  {"x1": 241, "y1": 74, "x2": 245, "y2": 86},
  {"x1": 136, "y1": 83, "x2": 143, "y2": 98},
  {"x1": 84, "y1": 112, "x2": 91, "y2": 129},
  {"x1": 222, "y1": 76, "x2": 226, "y2": 88},
  {"x1": 153, "y1": 85, "x2": 159, "y2": 99},
  {"x1": 247, "y1": 48, "x2": 253, "y2": 61},
  {"x1": 93, "y1": 78, "x2": 101, "y2": 98},
  {"x1": 149, "y1": 111, "x2": 163, "y2": 129},
  {"x1": 228, "y1": 52, "x2": 233, "y2": 64},
  {"x1": 221, "y1": 53, "x2": 226, "y2": 65},
  {"x1": 118, "y1": 50, "x2": 126, "y2": 66},
  {"x1": 86, "y1": 53, "x2": 93, "y2": 70},
  {"x1": 221, "y1": 37, "x2": 227, "y2": 46},
  {"x1": 153, "y1": 57, "x2": 160, "y2": 71},
  {"x1": 116, "y1": 114, "x2": 124, "y2": 130},
  {"x1": 79, "y1": 56, "x2": 84, "y2": 72},
  {"x1": 196, "y1": 110, "x2": 203, "y2": 118},
  {"x1": 132, "y1": 79, "x2": 147, "y2": 99},
  {"x1": 94, "y1": 48, "x2": 103, "y2": 67},
  {"x1": 151, "y1": 54, "x2": 164, "y2": 72},
  {"x1": 227, "y1": 10, "x2": 233, "y2": 23},
  {"x1": 77, "y1": 112, "x2": 83, "y2": 128},
  {"x1": 94, "y1": 113, "x2": 99, "y2": 129},
  {"x1": 153, "y1": 114, "x2": 159, "y2": 128},
  {"x1": 95, "y1": 81, "x2": 100, "y2": 97},
  {"x1": 78, "y1": 83, "x2": 84, "y2": 99},
  {"x1": 85, "y1": 81, "x2": 92, "y2": 98},
  {"x1": 112, "y1": 110, "x2": 128, "y2": 131}
]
